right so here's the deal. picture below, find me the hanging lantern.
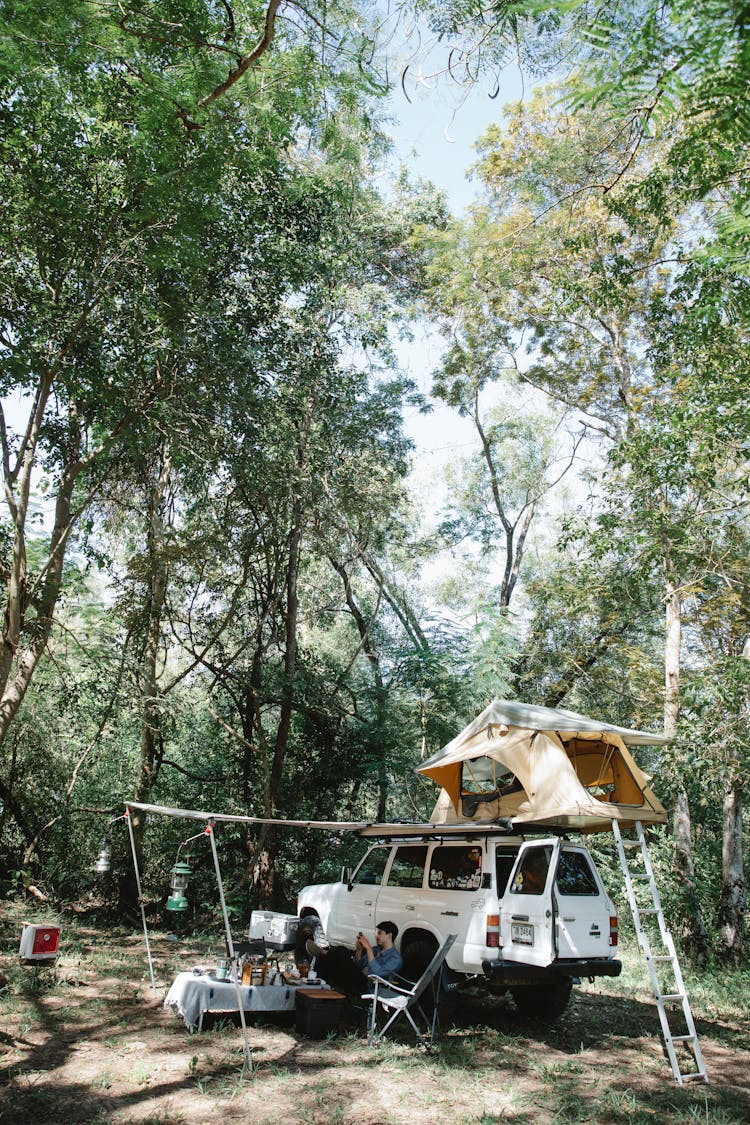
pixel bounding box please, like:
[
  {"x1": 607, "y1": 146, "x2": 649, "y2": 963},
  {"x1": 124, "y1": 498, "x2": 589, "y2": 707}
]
[
  {"x1": 94, "y1": 837, "x2": 112, "y2": 875},
  {"x1": 166, "y1": 860, "x2": 192, "y2": 912}
]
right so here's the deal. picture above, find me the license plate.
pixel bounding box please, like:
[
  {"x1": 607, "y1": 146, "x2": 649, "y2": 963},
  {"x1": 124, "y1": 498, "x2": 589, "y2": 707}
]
[{"x1": 511, "y1": 922, "x2": 534, "y2": 945}]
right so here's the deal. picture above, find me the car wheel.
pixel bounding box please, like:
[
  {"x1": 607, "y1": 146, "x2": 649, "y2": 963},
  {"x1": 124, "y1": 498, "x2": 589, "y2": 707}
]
[
  {"x1": 400, "y1": 938, "x2": 437, "y2": 985},
  {"x1": 510, "y1": 977, "x2": 572, "y2": 1021}
]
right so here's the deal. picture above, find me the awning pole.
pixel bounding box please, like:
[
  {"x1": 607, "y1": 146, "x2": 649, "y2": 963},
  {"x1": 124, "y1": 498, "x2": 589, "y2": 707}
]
[
  {"x1": 125, "y1": 808, "x2": 157, "y2": 995},
  {"x1": 207, "y1": 820, "x2": 253, "y2": 1075}
]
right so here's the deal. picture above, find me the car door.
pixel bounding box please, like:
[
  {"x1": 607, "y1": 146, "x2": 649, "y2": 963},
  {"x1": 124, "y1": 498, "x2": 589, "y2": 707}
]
[
  {"x1": 500, "y1": 838, "x2": 561, "y2": 967},
  {"x1": 373, "y1": 844, "x2": 429, "y2": 938},
  {"x1": 411, "y1": 846, "x2": 481, "y2": 967},
  {"x1": 328, "y1": 845, "x2": 390, "y2": 947},
  {"x1": 554, "y1": 847, "x2": 610, "y2": 958}
]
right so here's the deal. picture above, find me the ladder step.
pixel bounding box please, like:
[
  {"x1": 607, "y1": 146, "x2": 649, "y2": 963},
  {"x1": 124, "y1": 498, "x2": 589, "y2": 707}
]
[{"x1": 616, "y1": 819, "x2": 708, "y2": 1086}]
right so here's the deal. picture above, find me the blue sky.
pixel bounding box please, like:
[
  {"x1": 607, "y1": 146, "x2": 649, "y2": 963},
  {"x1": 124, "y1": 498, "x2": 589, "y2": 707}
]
[
  {"x1": 382, "y1": 74, "x2": 525, "y2": 485},
  {"x1": 384, "y1": 63, "x2": 527, "y2": 214}
]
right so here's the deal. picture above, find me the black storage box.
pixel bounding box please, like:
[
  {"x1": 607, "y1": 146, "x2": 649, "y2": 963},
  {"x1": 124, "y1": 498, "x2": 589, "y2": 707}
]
[{"x1": 294, "y1": 988, "x2": 346, "y2": 1038}]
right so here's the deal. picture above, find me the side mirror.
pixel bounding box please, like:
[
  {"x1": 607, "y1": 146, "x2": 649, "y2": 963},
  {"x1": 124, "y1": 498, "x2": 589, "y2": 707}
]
[{"x1": 341, "y1": 866, "x2": 352, "y2": 889}]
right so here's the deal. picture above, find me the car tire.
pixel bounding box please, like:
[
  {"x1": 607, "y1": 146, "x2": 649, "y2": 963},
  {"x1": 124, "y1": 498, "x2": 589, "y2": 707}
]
[
  {"x1": 510, "y1": 977, "x2": 572, "y2": 1021},
  {"x1": 400, "y1": 938, "x2": 437, "y2": 985}
]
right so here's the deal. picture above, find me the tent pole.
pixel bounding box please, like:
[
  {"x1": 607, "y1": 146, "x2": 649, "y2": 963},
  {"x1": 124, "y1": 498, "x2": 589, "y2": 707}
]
[
  {"x1": 207, "y1": 820, "x2": 253, "y2": 1075},
  {"x1": 125, "y1": 808, "x2": 157, "y2": 996}
]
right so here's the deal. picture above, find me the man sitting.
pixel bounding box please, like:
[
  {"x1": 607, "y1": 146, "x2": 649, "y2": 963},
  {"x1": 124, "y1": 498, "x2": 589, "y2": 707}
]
[{"x1": 306, "y1": 921, "x2": 403, "y2": 996}]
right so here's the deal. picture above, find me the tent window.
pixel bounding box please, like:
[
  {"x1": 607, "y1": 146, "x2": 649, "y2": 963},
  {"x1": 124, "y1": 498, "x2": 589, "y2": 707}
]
[
  {"x1": 386, "y1": 846, "x2": 428, "y2": 889},
  {"x1": 428, "y1": 846, "x2": 482, "y2": 891},
  {"x1": 462, "y1": 756, "x2": 516, "y2": 795},
  {"x1": 564, "y1": 738, "x2": 643, "y2": 805},
  {"x1": 461, "y1": 757, "x2": 523, "y2": 816}
]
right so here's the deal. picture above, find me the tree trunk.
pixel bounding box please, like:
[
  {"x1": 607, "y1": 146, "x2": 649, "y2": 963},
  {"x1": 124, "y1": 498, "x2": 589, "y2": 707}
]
[
  {"x1": 120, "y1": 453, "x2": 172, "y2": 910},
  {"x1": 331, "y1": 557, "x2": 389, "y2": 820},
  {"x1": 665, "y1": 568, "x2": 711, "y2": 963},
  {"x1": 718, "y1": 635, "x2": 750, "y2": 964},
  {"x1": 259, "y1": 395, "x2": 315, "y2": 907},
  {"x1": 718, "y1": 775, "x2": 744, "y2": 964},
  {"x1": 0, "y1": 398, "x2": 81, "y2": 748}
]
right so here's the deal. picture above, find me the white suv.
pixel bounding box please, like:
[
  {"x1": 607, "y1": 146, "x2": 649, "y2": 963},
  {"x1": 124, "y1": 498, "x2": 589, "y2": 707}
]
[{"x1": 297, "y1": 829, "x2": 621, "y2": 1019}]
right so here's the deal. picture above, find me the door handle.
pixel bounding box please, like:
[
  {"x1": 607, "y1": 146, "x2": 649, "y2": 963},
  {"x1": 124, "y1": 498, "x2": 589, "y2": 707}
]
[
  {"x1": 364, "y1": 899, "x2": 372, "y2": 906},
  {"x1": 404, "y1": 905, "x2": 415, "y2": 911},
  {"x1": 441, "y1": 911, "x2": 459, "y2": 916}
]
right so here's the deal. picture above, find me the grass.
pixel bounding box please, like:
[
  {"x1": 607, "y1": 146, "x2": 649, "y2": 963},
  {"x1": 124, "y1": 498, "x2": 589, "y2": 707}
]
[{"x1": 0, "y1": 904, "x2": 748, "y2": 1125}]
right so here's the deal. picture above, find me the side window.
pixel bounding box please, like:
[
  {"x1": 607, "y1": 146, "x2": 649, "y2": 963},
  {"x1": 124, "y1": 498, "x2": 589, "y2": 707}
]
[
  {"x1": 496, "y1": 847, "x2": 518, "y2": 896},
  {"x1": 512, "y1": 846, "x2": 551, "y2": 895},
  {"x1": 556, "y1": 851, "x2": 599, "y2": 896},
  {"x1": 429, "y1": 846, "x2": 483, "y2": 890},
  {"x1": 353, "y1": 847, "x2": 389, "y2": 886},
  {"x1": 386, "y1": 845, "x2": 428, "y2": 889}
]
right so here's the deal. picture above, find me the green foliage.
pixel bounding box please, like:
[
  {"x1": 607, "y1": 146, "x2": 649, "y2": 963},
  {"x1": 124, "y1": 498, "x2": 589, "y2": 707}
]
[{"x1": 0, "y1": 0, "x2": 748, "y2": 961}]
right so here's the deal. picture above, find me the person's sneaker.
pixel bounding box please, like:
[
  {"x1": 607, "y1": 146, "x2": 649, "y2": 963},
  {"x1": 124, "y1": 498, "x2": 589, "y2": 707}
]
[{"x1": 305, "y1": 938, "x2": 329, "y2": 958}]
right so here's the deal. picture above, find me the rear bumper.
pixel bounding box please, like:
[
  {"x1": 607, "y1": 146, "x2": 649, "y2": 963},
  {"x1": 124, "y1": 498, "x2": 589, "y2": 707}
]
[{"x1": 482, "y1": 957, "x2": 622, "y2": 984}]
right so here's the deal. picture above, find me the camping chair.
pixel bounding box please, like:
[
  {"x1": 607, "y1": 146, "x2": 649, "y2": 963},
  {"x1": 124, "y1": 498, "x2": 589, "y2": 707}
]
[{"x1": 363, "y1": 934, "x2": 457, "y2": 1048}]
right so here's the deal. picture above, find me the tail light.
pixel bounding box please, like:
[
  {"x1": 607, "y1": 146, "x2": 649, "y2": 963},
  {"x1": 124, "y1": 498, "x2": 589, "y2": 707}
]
[
  {"x1": 486, "y1": 914, "x2": 500, "y2": 948},
  {"x1": 609, "y1": 914, "x2": 619, "y2": 947}
]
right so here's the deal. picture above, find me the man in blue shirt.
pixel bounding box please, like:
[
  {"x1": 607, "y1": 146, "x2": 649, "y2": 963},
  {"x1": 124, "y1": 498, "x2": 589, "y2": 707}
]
[{"x1": 306, "y1": 921, "x2": 403, "y2": 996}]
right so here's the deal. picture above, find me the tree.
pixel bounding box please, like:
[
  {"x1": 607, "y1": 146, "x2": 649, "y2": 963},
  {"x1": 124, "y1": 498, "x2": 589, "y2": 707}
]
[
  {"x1": 409, "y1": 77, "x2": 750, "y2": 955},
  {"x1": 0, "y1": 0, "x2": 417, "y2": 882}
]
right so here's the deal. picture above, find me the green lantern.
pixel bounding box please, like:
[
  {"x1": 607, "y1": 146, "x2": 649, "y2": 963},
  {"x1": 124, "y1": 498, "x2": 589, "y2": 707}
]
[{"x1": 166, "y1": 860, "x2": 192, "y2": 912}]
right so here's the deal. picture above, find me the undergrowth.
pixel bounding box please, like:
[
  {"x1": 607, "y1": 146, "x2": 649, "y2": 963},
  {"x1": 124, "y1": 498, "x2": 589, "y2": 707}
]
[{"x1": 0, "y1": 903, "x2": 747, "y2": 1125}]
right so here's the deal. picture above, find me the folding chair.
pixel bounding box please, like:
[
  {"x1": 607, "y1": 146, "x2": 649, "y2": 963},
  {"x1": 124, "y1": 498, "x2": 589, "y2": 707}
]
[{"x1": 363, "y1": 934, "x2": 457, "y2": 1048}]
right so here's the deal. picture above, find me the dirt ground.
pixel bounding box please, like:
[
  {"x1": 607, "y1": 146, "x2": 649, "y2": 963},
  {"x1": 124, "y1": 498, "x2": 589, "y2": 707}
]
[{"x1": 1, "y1": 908, "x2": 749, "y2": 1125}]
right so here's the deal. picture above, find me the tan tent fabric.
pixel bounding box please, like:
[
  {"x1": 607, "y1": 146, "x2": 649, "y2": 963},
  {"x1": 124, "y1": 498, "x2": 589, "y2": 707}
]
[{"x1": 419, "y1": 700, "x2": 668, "y2": 833}]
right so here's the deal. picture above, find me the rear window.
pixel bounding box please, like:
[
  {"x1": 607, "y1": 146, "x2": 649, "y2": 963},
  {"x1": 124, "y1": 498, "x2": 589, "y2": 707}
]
[
  {"x1": 556, "y1": 851, "x2": 599, "y2": 896},
  {"x1": 386, "y1": 845, "x2": 428, "y2": 889},
  {"x1": 512, "y1": 846, "x2": 552, "y2": 895},
  {"x1": 428, "y1": 846, "x2": 482, "y2": 891}
]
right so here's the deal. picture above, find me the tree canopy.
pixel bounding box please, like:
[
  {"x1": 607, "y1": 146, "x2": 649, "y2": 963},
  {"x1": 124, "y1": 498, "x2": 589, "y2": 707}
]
[{"x1": 0, "y1": 0, "x2": 747, "y2": 964}]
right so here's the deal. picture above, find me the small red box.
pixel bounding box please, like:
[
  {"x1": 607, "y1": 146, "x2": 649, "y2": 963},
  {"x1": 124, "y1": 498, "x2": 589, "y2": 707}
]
[{"x1": 19, "y1": 923, "x2": 61, "y2": 961}]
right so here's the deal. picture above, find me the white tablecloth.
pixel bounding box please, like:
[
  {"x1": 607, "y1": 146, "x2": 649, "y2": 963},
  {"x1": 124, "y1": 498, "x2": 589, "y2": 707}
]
[{"x1": 164, "y1": 972, "x2": 327, "y2": 1032}]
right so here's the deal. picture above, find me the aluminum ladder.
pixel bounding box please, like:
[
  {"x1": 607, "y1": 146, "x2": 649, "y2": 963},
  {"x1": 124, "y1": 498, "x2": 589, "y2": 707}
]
[{"x1": 612, "y1": 819, "x2": 708, "y2": 1085}]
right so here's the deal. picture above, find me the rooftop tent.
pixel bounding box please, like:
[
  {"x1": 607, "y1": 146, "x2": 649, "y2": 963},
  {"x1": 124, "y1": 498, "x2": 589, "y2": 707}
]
[{"x1": 419, "y1": 700, "x2": 669, "y2": 832}]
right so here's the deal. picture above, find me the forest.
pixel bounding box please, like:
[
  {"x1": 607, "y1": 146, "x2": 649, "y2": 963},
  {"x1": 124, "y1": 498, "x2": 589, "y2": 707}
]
[{"x1": 0, "y1": 0, "x2": 748, "y2": 980}]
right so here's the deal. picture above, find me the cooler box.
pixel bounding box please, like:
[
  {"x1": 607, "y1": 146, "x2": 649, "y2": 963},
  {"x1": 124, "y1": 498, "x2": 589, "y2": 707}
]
[
  {"x1": 249, "y1": 911, "x2": 299, "y2": 951},
  {"x1": 295, "y1": 988, "x2": 346, "y2": 1038},
  {"x1": 19, "y1": 923, "x2": 61, "y2": 962}
]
